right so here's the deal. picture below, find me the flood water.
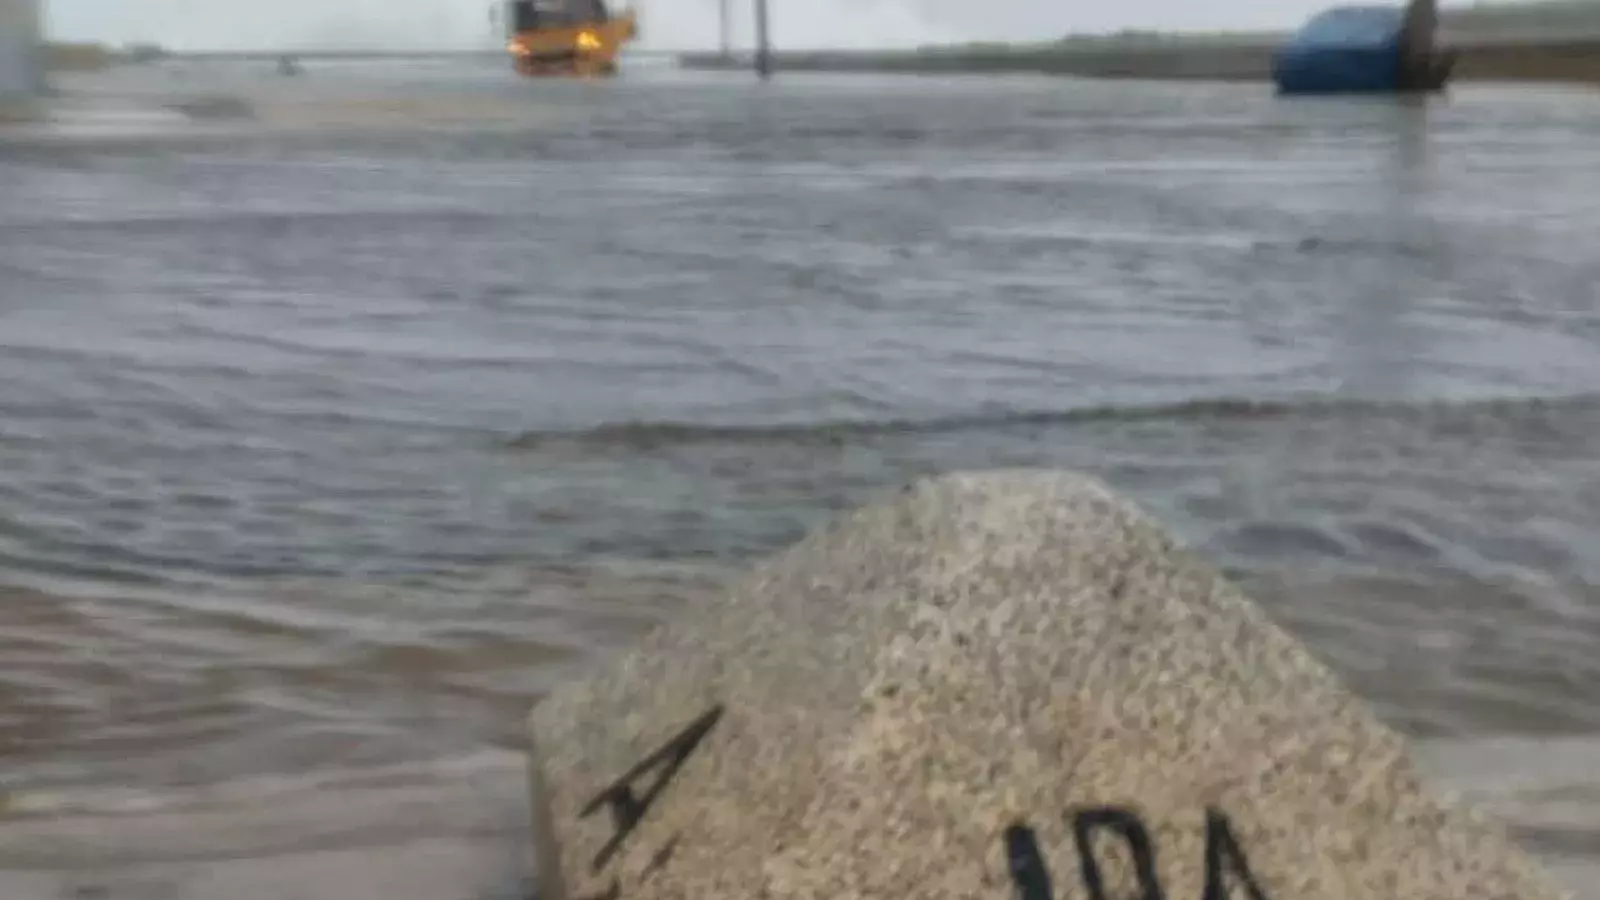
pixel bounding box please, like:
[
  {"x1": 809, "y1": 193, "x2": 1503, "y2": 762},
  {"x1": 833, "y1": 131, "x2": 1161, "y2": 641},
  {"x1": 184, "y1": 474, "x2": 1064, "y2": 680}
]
[{"x1": 2, "y1": 57, "x2": 1600, "y2": 891}]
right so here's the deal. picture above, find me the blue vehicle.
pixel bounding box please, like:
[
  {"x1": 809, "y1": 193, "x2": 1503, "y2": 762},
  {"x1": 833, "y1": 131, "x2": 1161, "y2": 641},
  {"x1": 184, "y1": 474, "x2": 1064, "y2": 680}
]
[{"x1": 1273, "y1": 0, "x2": 1455, "y2": 95}]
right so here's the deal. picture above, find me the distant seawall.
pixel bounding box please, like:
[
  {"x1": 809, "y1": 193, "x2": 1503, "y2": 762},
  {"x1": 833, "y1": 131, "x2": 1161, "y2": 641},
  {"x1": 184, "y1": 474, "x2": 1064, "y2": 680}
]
[
  {"x1": 682, "y1": 45, "x2": 1277, "y2": 82},
  {"x1": 679, "y1": 38, "x2": 1600, "y2": 85}
]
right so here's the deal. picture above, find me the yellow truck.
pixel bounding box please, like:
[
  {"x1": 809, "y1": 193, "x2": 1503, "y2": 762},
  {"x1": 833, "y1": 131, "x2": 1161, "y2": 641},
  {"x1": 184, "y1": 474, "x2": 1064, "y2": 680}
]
[{"x1": 504, "y1": 0, "x2": 638, "y2": 77}]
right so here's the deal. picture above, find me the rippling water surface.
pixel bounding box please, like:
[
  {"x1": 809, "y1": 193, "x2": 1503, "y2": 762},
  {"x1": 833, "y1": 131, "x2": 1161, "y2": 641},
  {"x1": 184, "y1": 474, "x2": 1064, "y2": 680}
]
[{"x1": 3, "y1": 57, "x2": 1600, "y2": 885}]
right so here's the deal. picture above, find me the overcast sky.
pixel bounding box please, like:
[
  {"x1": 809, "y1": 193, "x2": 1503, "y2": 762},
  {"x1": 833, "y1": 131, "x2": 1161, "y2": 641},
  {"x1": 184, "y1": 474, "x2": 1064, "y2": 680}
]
[{"x1": 44, "y1": 0, "x2": 1539, "y2": 51}]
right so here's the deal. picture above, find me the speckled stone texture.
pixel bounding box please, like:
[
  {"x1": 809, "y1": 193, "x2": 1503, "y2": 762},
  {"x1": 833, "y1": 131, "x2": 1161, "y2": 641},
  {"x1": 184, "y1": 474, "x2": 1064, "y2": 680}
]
[{"x1": 528, "y1": 470, "x2": 1570, "y2": 900}]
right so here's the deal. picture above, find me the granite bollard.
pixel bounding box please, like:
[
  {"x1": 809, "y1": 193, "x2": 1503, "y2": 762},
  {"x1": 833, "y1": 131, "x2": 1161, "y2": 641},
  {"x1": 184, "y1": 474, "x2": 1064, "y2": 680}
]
[{"x1": 527, "y1": 470, "x2": 1570, "y2": 900}]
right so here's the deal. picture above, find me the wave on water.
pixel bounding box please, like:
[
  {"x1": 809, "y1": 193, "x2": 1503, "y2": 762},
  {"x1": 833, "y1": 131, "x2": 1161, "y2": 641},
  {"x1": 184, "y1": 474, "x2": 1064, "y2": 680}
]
[
  {"x1": 0, "y1": 207, "x2": 507, "y2": 233},
  {"x1": 0, "y1": 749, "x2": 535, "y2": 900},
  {"x1": 0, "y1": 739, "x2": 1593, "y2": 898},
  {"x1": 1418, "y1": 734, "x2": 1600, "y2": 894},
  {"x1": 503, "y1": 391, "x2": 1600, "y2": 452}
]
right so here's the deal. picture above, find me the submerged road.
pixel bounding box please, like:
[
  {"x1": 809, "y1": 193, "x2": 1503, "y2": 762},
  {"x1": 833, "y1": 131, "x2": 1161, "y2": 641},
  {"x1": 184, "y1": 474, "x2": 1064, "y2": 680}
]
[{"x1": 1, "y1": 57, "x2": 1599, "y2": 895}]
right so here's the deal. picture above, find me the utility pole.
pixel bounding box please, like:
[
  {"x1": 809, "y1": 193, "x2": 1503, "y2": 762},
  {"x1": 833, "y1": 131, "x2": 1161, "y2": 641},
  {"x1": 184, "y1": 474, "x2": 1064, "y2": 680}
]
[
  {"x1": 718, "y1": 0, "x2": 731, "y2": 60},
  {"x1": 753, "y1": 0, "x2": 771, "y2": 79},
  {"x1": 1399, "y1": 0, "x2": 1439, "y2": 87}
]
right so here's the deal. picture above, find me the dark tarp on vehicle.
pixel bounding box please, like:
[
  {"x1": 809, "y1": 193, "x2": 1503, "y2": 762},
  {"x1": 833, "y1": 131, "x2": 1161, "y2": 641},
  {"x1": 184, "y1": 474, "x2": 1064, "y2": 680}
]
[{"x1": 1273, "y1": 5, "x2": 1406, "y2": 93}]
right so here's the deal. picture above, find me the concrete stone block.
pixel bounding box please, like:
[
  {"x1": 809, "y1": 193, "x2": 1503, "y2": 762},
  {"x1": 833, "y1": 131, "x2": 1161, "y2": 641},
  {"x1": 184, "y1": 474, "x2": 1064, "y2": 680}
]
[{"x1": 528, "y1": 470, "x2": 1569, "y2": 900}]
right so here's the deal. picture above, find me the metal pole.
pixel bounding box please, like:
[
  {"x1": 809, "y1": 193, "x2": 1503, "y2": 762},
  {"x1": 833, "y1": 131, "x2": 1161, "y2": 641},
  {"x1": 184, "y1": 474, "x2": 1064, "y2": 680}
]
[
  {"x1": 753, "y1": 0, "x2": 771, "y2": 79},
  {"x1": 718, "y1": 0, "x2": 731, "y2": 59}
]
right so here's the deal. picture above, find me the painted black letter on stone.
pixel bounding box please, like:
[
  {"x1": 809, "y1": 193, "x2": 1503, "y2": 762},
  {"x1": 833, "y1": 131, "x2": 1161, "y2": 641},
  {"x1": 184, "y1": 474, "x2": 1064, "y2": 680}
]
[
  {"x1": 1202, "y1": 808, "x2": 1270, "y2": 900},
  {"x1": 1003, "y1": 822, "x2": 1055, "y2": 900},
  {"x1": 579, "y1": 705, "x2": 725, "y2": 873},
  {"x1": 1070, "y1": 807, "x2": 1166, "y2": 900}
]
